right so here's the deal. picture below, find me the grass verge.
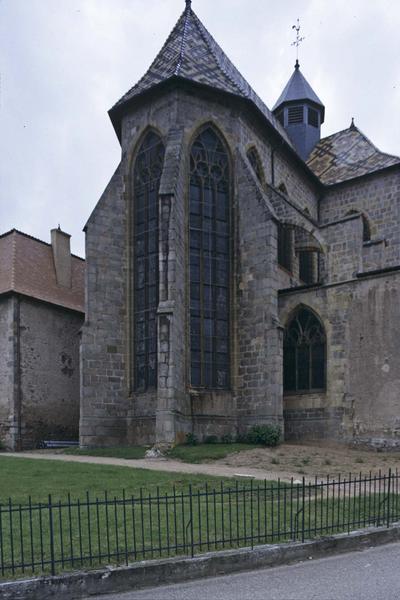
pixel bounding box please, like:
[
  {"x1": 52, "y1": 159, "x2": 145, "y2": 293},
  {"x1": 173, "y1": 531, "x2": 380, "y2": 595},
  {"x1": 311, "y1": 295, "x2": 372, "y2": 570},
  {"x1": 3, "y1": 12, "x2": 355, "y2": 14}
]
[
  {"x1": 0, "y1": 457, "x2": 234, "y2": 505},
  {"x1": 62, "y1": 446, "x2": 148, "y2": 460},
  {"x1": 168, "y1": 443, "x2": 260, "y2": 463},
  {"x1": 60, "y1": 442, "x2": 260, "y2": 464}
]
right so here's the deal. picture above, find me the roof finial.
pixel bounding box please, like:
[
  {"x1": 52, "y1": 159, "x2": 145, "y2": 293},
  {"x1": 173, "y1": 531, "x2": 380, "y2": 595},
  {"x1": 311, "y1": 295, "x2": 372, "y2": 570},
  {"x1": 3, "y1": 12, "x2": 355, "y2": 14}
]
[
  {"x1": 350, "y1": 117, "x2": 355, "y2": 129},
  {"x1": 292, "y1": 18, "x2": 305, "y2": 68},
  {"x1": 185, "y1": 0, "x2": 192, "y2": 8}
]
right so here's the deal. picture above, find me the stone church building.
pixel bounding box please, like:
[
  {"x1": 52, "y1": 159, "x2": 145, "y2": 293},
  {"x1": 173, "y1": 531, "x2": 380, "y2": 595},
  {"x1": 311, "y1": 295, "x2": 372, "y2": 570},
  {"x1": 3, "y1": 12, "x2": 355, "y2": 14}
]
[{"x1": 80, "y1": 1, "x2": 400, "y2": 449}]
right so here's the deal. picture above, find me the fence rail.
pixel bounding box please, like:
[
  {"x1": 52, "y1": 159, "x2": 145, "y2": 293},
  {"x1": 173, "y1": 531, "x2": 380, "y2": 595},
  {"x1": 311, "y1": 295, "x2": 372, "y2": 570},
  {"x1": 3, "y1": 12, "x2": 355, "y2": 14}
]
[{"x1": 1, "y1": 469, "x2": 399, "y2": 579}]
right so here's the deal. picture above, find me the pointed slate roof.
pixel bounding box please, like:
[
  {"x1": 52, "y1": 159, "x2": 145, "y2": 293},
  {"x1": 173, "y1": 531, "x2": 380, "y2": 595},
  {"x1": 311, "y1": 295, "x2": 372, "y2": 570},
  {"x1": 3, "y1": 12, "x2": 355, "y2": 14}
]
[
  {"x1": 307, "y1": 124, "x2": 400, "y2": 185},
  {"x1": 273, "y1": 61, "x2": 325, "y2": 121},
  {"x1": 109, "y1": 3, "x2": 291, "y2": 146}
]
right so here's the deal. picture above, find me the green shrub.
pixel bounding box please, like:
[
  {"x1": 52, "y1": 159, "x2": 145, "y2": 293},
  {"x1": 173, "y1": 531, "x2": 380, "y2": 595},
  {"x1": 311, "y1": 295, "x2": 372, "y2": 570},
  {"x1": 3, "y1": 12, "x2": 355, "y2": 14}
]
[
  {"x1": 204, "y1": 435, "x2": 219, "y2": 444},
  {"x1": 185, "y1": 432, "x2": 198, "y2": 446},
  {"x1": 247, "y1": 424, "x2": 281, "y2": 447},
  {"x1": 221, "y1": 433, "x2": 233, "y2": 444},
  {"x1": 236, "y1": 432, "x2": 248, "y2": 444}
]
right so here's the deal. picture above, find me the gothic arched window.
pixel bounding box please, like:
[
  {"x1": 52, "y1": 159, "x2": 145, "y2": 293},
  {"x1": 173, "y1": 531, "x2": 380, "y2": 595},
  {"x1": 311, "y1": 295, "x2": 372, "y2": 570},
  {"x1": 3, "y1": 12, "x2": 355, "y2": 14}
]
[
  {"x1": 133, "y1": 131, "x2": 165, "y2": 391},
  {"x1": 189, "y1": 128, "x2": 231, "y2": 389},
  {"x1": 283, "y1": 308, "x2": 326, "y2": 393}
]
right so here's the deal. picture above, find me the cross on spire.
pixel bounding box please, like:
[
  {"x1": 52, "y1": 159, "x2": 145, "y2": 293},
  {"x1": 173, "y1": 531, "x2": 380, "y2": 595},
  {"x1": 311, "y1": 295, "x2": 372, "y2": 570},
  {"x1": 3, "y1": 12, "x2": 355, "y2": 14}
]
[{"x1": 291, "y1": 18, "x2": 305, "y2": 68}]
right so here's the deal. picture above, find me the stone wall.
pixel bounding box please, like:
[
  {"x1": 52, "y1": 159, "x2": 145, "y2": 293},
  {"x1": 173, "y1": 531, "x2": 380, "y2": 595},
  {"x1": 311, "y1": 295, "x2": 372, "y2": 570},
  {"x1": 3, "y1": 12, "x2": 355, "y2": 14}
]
[
  {"x1": 0, "y1": 297, "x2": 15, "y2": 449},
  {"x1": 279, "y1": 272, "x2": 400, "y2": 446},
  {"x1": 81, "y1": 85, "x2": 320, "y2": 447},
  {"x1": 19, "y1": 297, "x2": 82, "y2": 448},
  {"x1": 320, "y1": 170, "x2": 400, "y2": 269},
  {"x1": 80, "y1": 165, "x2": 128, "y2": 447},
  {"x1": 81, "y1": 81, "x2": 400, "y2": 449},
  {"x1": 0, "y1": 295, "x2": 82, "y2": 450}
]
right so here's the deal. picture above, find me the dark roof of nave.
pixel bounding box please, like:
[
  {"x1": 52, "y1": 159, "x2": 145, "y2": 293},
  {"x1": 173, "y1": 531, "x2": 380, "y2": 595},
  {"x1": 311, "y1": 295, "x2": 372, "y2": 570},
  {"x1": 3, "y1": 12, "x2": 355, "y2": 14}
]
[
  {"x1": 307, "y1": 125, "x2": 400, "y2": 186},
  {"x1": 272, "y1": 61, "x2": 325, "y2": 120},
  {"x1": 109, "y1": 3, "x2": 292, "y2": 147}
]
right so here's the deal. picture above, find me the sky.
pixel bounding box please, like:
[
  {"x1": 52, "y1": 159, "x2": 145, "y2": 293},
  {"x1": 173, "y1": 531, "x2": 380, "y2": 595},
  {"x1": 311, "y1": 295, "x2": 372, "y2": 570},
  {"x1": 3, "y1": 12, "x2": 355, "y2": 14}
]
[{"x1": 1, "y1": 0, "x2": 399, "y2": 257}]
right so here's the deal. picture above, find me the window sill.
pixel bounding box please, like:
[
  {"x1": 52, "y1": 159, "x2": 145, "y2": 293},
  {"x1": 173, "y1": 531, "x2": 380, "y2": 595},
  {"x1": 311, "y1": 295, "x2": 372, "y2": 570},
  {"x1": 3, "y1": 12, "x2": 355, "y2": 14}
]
[{"x1": 283, "y1": 389, "x2": 326, "y2": 396}]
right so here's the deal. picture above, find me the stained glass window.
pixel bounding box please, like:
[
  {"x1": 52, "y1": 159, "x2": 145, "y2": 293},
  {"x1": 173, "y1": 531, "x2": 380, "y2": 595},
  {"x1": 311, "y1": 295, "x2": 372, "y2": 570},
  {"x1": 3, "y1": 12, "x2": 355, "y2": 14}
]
[
  {"x1": 283, "y1": 308, "x2": 326, "y2": 392},
  {"x1": 189, "y1": 128, "x2": 230, "y2": 389},
  {"x1": 133, "y1": 131, "x2": 165, "y2": 391}
]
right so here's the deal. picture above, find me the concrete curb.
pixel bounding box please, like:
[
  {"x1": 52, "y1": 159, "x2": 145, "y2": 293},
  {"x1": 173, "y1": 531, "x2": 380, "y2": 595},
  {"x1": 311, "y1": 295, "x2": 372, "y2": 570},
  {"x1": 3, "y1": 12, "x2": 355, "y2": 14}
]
[{"x1": 1, "y1": 524, "x2": 400, "y2": 600}]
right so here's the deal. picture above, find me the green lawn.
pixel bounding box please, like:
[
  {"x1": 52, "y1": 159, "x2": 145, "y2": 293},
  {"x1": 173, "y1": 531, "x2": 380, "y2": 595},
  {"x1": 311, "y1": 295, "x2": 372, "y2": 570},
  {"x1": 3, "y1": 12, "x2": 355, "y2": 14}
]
[
  {"x1": 0, "y1": 456, "x2": 233, "y2": 505},
  {"x1": 62, "y1": 446, "x2": 147, "y2": 460},
  {"x1": 60, "y1": 442, "x2": 260, "y2": 463},
  {"x1": 0, "y1": 457, "x2": 399, "y2": 582},
  {"x1": 168, "y1": 443, "x2": 260, "y2": 463}
]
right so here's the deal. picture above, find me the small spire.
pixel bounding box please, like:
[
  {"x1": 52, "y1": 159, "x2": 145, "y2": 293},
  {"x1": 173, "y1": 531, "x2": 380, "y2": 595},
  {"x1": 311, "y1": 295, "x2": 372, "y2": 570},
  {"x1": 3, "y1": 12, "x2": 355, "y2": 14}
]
[
  {"x1": 295, "y1": 59, "x2": 300, "y2": 70},
  {"x1": 185, "y1": 0, "x2": 192, "y2": 8},
  {"x1": 350, "y1": 117, "x2": 355, "y2": 129}
]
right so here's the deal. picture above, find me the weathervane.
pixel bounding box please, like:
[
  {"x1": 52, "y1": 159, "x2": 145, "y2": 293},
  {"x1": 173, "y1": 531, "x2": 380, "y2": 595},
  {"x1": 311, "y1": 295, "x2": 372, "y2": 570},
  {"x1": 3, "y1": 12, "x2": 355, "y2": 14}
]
[{"x1": 291, "y1": 19, "x2": 305, "y2": 68}]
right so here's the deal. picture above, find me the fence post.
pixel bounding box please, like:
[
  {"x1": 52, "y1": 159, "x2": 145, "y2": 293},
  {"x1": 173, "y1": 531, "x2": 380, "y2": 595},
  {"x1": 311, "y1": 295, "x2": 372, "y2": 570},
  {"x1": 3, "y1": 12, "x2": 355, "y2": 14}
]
[
  {"x1": 250, "y1": 480, "x2": 254, "y2": 549},
  {"x1": 189, "y1": 485, "x2": 194, "y2": 558},
  {"x1": 301, "y1": 477, "x2": 305, "y2": 543},
  {"x1": 387, "y1": 468, "x2": 392, "y2": 528},
  {"x1": 48, "y1": 494, "x2": 55, "y2": 576}
]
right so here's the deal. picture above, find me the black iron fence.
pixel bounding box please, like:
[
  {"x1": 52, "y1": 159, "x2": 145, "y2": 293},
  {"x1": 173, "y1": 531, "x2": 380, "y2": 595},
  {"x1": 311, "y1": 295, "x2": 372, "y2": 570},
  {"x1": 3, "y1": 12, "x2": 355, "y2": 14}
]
[{"x1": 1, "y1": 469, "x2": 399, "y2": 579}]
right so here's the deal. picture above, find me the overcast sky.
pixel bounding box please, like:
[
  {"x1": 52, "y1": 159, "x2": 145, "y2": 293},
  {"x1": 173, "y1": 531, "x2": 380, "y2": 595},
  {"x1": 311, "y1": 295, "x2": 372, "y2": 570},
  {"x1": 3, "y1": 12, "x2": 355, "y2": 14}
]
[{"x1": 1, "y1": 0, "x2": 399, "y2": 257}]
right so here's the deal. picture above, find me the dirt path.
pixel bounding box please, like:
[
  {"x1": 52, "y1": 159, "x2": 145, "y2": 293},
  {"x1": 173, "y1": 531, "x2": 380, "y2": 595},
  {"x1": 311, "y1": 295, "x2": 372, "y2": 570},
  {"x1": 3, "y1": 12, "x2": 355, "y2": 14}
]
[
  {"x1": 3, "y1": 441, "x2": 399, "y2": 483},
  {"x1": 2, "y1": 451, "x2": 301, "y2": 482}
]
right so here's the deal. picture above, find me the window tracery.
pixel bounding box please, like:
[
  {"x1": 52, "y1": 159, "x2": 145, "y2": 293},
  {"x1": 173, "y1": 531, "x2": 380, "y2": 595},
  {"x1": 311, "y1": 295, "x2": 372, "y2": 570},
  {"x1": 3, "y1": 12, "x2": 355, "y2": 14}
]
[
  {"x1": 189, "y1": 128, "x2": 230, "y2": 389},
  {"x1": 133, "y1": 131, "x2": 165, "y2": 391},
  {"x1": 283, "y1": 308, "x2": 326, "y2": 392}
]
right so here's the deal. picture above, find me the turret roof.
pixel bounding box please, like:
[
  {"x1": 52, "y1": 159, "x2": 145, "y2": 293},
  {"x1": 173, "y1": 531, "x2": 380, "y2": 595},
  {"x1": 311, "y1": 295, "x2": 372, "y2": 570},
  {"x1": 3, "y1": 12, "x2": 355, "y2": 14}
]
[{"x1": 273, "y1": 61, "x2": 325, "y2": 121}]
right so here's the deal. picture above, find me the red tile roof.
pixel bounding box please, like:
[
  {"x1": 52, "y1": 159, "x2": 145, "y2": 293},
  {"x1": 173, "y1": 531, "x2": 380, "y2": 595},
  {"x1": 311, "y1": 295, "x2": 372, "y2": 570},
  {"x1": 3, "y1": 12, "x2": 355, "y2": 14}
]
[{"x1": 0, "y1": 229, "x2": 85, "y2": 313}]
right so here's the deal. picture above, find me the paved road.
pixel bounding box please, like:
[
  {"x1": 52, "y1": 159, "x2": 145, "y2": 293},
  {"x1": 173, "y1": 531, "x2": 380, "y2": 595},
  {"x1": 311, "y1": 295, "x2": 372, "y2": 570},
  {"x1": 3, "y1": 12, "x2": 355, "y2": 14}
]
[{"x1": 86, "y1": 542, "x2": 400, "y2": 600}]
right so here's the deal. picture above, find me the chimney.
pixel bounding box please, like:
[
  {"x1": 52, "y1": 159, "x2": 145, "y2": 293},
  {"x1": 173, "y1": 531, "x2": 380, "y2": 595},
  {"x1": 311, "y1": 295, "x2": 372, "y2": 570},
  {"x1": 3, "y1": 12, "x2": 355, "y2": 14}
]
[{"x1": 51, "y1": 226, "x2": 72, "y2": 288}]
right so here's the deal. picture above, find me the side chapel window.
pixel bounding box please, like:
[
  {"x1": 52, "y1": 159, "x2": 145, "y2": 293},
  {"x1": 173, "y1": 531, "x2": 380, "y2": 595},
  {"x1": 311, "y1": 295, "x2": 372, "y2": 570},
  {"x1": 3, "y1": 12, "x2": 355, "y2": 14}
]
[
  {"x1": 133, "y1": 131, "x2": 165, "y2": 391},
  {"x1": 278, "y1": 223, "x2": 293, "y2": 272},
  {"x1": 299, "y1": 250, "x2": 318, "y2": 284},
  {"x1": 283, "y1": 308, "x2": 326, "y2": 393},
  {"x1": 189, "y1": 128, "x2": 230, "y2": 389}
]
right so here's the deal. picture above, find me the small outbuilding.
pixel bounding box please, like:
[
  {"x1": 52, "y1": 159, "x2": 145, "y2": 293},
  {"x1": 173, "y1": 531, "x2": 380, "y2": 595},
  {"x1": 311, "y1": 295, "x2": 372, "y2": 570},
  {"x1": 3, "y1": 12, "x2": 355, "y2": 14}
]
[{"x1": 0, "y1": 228, "x2": 84, "y2": 450}]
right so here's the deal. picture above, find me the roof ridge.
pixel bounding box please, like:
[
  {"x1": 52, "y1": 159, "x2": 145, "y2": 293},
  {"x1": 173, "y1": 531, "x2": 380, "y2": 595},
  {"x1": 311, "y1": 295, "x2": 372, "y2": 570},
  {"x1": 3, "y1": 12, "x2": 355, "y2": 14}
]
[
  {"x1": 317, "y1": 126, "x2": 353, "y2": 143},
  {"x1": 112, "y1": 8, "x2": 187, "y2": 109},
  {"x1": 191, "y1": 12, "x2": 247, "y2": 98},
  {"x1": 355, "y1": 127, "x2": 400, "y2": 161},
  {"x1": 174, "y1": 4, "x2": 191, "y2": 75},
  {"x1": 191, "y1": 11, "x2": 289, "y2": 140},
  {"x1": 0, "y1": 228, "x2": 85, "y2": 261}
]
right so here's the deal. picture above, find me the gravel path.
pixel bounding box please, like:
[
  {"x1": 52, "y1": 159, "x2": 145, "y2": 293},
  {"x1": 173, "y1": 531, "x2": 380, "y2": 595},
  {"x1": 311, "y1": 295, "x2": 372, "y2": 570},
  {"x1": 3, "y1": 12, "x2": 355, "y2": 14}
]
[{"x1": 2, "y1": 451, "x2": 300, "y2": 482}]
